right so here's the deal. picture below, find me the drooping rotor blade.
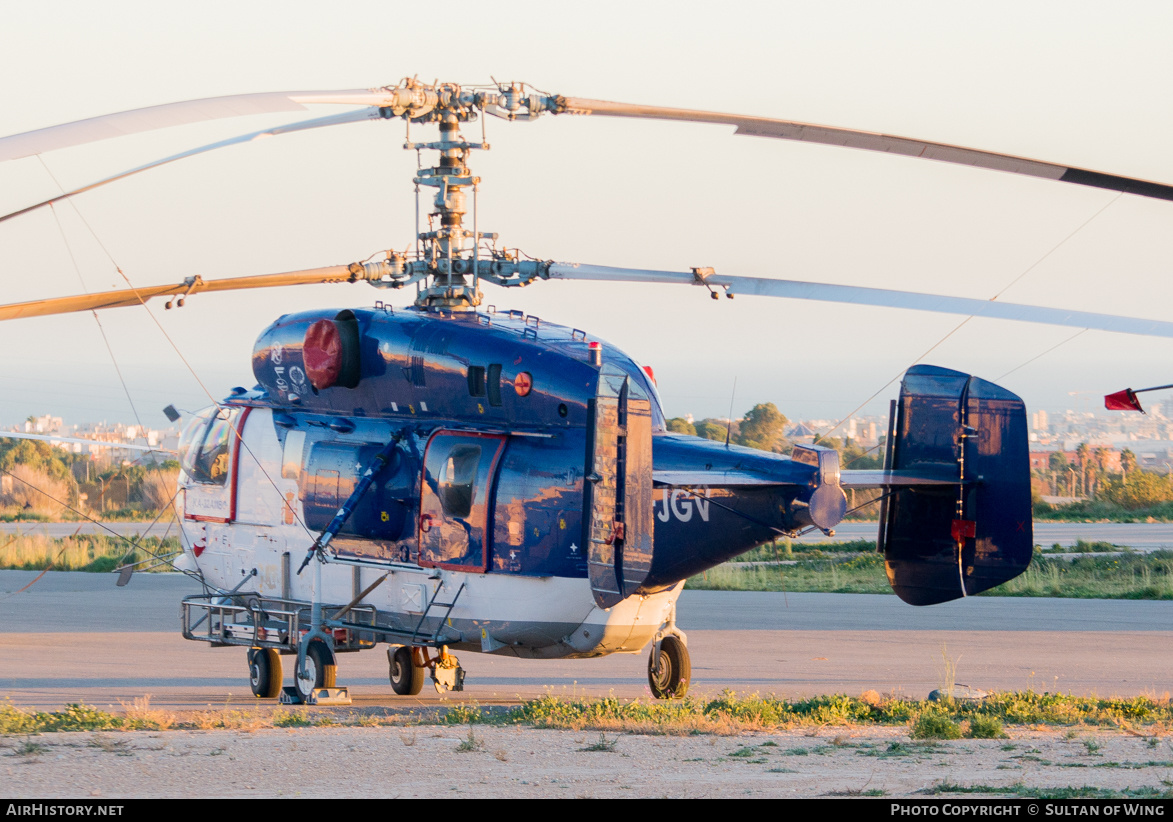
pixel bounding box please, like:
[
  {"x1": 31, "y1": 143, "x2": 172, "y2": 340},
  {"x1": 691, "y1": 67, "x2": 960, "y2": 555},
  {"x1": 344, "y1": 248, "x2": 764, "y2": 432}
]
[
  {"x1": 0, "y1": 89, "x2": 405, "y2": 162},
  {"x1": 0, "y1": 264, "x2": 367, "y2": 321},
  {"x1": 0, "y1": 108, "x2": 387, "y2": 225},
  {"x1": 559, "y1": 98, "x2": 1173, "y2": 202},
  {"x1": 544, "y1": 262, "x2": 1173, "y2": 339}
]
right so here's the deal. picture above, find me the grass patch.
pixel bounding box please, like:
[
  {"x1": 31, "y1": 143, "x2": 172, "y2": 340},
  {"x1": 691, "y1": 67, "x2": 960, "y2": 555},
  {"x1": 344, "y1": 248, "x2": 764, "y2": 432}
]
[
  {"x1": 923, "y1": 782, "x2": 1173, "y2": 799},
  {"x1": 966, "y1": 715, "x2": 1007, "y2": 739},
  {"x1": 4, "y1": 690, "x2": 1173, "y2": 737},
  {"x1": 0, "y1": 534, "x2": 181, "y2": 573},
  {"x1": 685, "y1": 545, "x2": 1173, "y2": 600},
  {"x1": 911, "y1": 712, "x2": 962, "y2": 740}
]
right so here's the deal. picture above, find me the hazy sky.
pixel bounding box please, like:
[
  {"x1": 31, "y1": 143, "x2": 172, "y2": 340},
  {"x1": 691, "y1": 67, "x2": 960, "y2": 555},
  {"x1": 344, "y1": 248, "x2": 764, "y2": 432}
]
[{"x1": 3, "y1": 1, "x2": 1173, "y2": 430}]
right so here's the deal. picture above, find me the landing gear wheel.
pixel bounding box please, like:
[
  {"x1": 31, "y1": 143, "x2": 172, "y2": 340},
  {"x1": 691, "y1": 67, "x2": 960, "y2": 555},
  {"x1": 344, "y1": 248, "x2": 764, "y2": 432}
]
[
  {"x1": 294, "y1": 640, "x2": 337, "y2": 702},
  {"x1": 387, "y1": 645, "x2": 425, "y2": 696},
  {"x1": 648, "y1": 635, "x2": 690, "y2": 699},
  {"x1": 248, "y1": 647, "x2": 282, "y2": 698}
]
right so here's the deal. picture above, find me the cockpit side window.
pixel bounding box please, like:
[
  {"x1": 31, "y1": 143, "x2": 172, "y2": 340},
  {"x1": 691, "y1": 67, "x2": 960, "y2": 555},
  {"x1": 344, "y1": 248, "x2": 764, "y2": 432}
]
[
  {"x1": 179, "y1": 409, "x2": 213, "y2": 480},
  {"x1": 182, "y1": 408, "x2": 240, "y2": 486}
]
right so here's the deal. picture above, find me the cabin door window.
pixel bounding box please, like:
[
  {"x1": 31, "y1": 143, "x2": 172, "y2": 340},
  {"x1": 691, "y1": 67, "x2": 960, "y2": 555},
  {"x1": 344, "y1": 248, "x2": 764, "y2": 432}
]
[{"x1": 419, "y1": 432, "x2": 504, "y2": 571}]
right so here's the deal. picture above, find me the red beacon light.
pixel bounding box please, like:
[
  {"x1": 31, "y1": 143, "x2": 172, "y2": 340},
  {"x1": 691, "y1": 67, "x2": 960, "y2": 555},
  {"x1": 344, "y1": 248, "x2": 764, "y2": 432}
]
[
  {"x1": 587, "y1": 340, "x2": 603, "y2": 367},
  {"x1": 642, "y1": 365, "x2": 656, "y2": 385}
]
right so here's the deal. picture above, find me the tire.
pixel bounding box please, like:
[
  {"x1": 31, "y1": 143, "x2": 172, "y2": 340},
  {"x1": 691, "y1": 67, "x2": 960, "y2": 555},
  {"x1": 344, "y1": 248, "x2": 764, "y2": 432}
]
[
  {"x1": 388, "y1": 645, "x2": 425, "y2": 696},
  {"x1": 648, "y1": 635, "x2": 690, "y2": 699},
  {"x1": 294, "y1": 640, "x2": 337, "y2": 702},
  {"x1": 248, "y1": 647, "x2": 283, "y2": 699}
]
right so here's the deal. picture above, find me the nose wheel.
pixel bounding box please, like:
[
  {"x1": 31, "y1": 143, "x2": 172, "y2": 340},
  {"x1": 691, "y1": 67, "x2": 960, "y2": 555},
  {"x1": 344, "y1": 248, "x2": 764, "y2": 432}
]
[{"x1": 648, "y1": 635, "x2": 690, "y2": 699}]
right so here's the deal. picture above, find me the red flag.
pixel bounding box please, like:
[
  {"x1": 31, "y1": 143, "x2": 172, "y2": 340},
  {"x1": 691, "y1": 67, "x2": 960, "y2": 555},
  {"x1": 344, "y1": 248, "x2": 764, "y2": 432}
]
[{"x1": 1105, "y1": 389, "x2": 1144, "y2": 412}]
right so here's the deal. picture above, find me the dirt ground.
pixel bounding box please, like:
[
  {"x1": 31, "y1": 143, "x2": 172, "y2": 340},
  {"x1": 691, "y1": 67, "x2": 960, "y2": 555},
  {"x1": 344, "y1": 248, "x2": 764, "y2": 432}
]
[{"x1": 3, "y1": 724, "x2": 1172, "y2": 799}]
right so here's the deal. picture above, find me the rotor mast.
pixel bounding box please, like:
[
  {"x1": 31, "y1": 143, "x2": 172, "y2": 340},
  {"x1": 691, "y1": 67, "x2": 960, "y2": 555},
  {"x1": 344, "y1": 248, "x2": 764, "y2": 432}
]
[{"x1": 366, "y1": 80, "x2": 562, "y2": 309}]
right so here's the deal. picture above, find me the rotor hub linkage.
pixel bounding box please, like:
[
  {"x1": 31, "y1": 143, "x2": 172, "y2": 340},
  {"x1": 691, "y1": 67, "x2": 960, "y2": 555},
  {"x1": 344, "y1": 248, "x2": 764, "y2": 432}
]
[{"x1": 368, "y1": 80, "x2": 568, "y2": 309}]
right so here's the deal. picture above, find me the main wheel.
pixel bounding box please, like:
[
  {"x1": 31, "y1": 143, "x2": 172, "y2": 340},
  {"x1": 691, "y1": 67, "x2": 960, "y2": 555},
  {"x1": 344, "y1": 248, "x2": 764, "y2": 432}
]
[
  {"x1": 387, "y1": 645, "x2": 425, "y2": 696},
  {"x1": 648, "y1": 635, "x2": 690, "y2": 699},
  {"x1": 294, "y1": 640, "x2": 337, "y2": 702},
  {"x1": 248, "y1": 647, "x2": 283, "y2": 698}
]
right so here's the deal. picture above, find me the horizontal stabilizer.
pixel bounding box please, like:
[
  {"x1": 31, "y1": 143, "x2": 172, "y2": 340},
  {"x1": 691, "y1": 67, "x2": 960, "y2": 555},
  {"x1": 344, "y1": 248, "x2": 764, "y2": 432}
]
[{"x1": 840, "y1": 468, "x2": 958, "y2": 488}]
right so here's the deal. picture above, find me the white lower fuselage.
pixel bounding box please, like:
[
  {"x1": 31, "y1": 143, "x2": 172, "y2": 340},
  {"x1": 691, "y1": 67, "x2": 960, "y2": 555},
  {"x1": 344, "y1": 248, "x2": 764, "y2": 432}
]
[{"x1": 181, "y1": 407, "x2": 680, "y2": 660}]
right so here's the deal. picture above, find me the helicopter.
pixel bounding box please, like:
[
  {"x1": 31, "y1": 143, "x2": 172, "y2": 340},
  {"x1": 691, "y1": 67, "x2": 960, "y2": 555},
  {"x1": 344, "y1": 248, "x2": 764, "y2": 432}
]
[{"x1": 4, "y1": 80, "x2": 1173, "y2": 704}]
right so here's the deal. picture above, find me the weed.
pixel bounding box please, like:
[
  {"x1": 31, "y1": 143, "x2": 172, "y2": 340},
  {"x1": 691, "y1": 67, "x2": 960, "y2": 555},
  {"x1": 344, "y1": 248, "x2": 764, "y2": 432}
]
[
  {"x1": 119, "y1": 696, "x2": 175, "y2": 731},
  {"x1": 1082, "y1": 738, "x2": 1103, "y2": 756},
  {"x1": 456, "y1": 728, "x2": 483, "y2": 753},
  {"x1": 401, "y1": 730, "x2": 417, "y2": 747},
  {"x1": 49, "y1": 704, "x2": 119, "y2": 732},
  {"x1": 10, "y1": 739, "x2": 47, "y2": 757},
  {"x1": 825, "y1": 788, "x2": 887, "y2": 797},
  {"x1": 966, "y1": 716, "x2": 1008, "y2": 739},
  {"x1": 920, "y1": 782, "x2": 1020, "y2": 795},
  {"x1": 493, "y1": 749, "x2": 508, "y2": 762},
  {"x1": 938, "y1": 644, "x2": 960, "y2": 699},
  {"x1": 580, "y1": 734, "x2": 619, "y2": 753},
  {"x1": 87, "y1": 736, "x2": 132, "y2": 756},
  {"x1": 911, "y1": 712, "x2": 962, "y2": 741},
  {"x1": 860, "y1": 741, "x2": 912, "y2": 758},
  {"x1": 272, "y1": 709, "x2": 313, "y2": 728},
  {"x1": 445, "y1": 704, "x2": 485, "y2": 726},
  {"x1": 0, "y1": 703, "x2": 38, "y2": 735}
]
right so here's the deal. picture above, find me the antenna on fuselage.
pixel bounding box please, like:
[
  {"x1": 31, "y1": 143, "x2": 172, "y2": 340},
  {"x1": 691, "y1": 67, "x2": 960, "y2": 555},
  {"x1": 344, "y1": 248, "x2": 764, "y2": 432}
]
[{"x1": 724, "y1": 377, "x2": 737, "y2": 449}]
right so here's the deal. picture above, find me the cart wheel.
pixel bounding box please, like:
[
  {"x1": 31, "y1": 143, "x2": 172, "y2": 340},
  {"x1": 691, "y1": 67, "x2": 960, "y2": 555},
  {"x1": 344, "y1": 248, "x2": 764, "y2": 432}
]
[
  {"x1": 248, "y1": 647, "x2": 283, "y2": 698},
  {"x1": 294, "y1": 640, "x2": 337, "y2": 702},
  {"x1": 387, "y1": 645, "x2": 425, "y2": 696},
  {"x1": 648, "y1": 635, "x2": 690, "y2": 700}
]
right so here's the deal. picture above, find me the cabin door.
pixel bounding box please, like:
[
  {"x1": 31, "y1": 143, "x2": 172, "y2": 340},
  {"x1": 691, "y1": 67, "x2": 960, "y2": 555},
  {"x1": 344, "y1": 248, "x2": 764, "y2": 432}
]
[
  {"x1": 418, "y1": 431, "x2": 505, "y2": 572},
  {"x1": 585, "y1": 368, "x2": 654, "y2": 608}
]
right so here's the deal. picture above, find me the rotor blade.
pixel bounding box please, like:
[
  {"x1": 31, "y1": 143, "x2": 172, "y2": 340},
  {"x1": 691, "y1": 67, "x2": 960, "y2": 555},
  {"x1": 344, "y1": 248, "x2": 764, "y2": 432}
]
[
  {"x1": 0, "y1": 89, "x2": 402, "y2": 162},
  {"x1": 0, "y1": 108, "x2": 386, "y2": 225},
  {"x1": 560, "y1": 98, "x2": 1173, "y2": 203},
  {"x1": 0, "y1": 264, "x2": 363, "y2": 321},
  {"x1": 545, "y1": 262, "x2": 1173, "y2": 339}
]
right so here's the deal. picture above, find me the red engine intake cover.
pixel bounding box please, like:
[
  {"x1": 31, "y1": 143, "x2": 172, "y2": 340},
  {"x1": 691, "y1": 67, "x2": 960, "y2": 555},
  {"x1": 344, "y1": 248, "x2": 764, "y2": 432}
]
[{"x1": 303, "y1": 319, "x2": 343, "y2": 390}]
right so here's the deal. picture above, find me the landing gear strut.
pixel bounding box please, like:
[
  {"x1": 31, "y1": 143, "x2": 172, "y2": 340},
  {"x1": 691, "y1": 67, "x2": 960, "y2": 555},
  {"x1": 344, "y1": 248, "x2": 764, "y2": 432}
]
[{"x1": 648, "y1": 635, "x2": 690, "y2": 699}]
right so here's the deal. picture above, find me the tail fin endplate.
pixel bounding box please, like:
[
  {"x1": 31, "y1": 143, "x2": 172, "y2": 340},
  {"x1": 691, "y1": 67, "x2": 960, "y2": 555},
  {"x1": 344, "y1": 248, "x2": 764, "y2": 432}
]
[{"x1": 880, "y1": 365, "x2": 1032, "y2": 605}]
